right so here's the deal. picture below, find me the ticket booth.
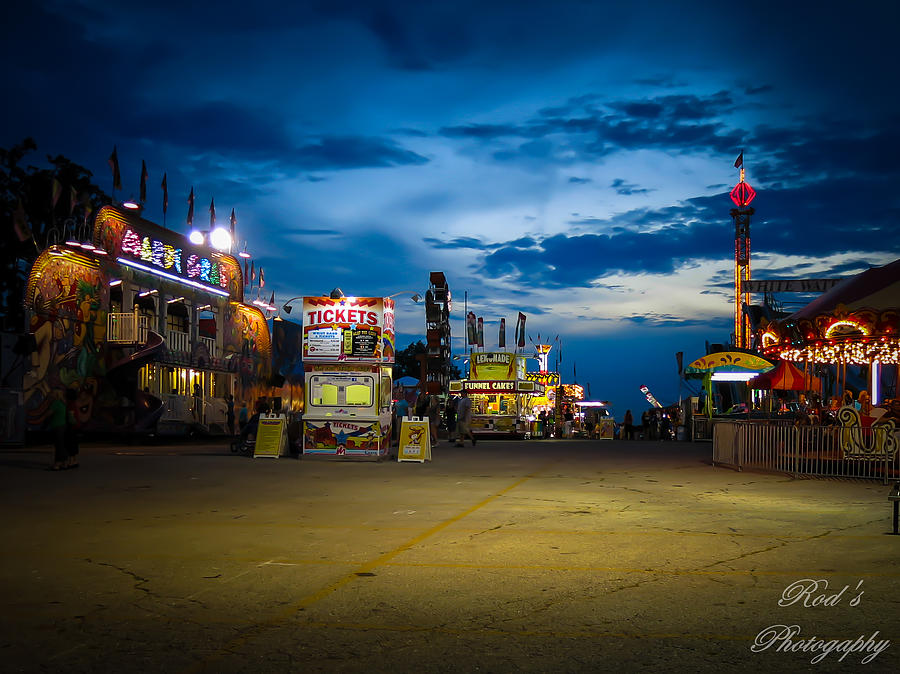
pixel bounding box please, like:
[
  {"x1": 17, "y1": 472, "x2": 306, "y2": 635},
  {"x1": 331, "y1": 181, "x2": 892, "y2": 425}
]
[{"x1": 300, "y1": 296, "x2": 395, "y2": 458}]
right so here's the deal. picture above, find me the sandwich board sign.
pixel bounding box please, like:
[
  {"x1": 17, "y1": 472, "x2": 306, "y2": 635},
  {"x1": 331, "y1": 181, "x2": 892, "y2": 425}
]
[
  {"x1": 397, "y1": 417, "x2": 431, "y2": 463},
  {"x1": 254, "y1": 414, "x2": 286, "y2": 458}
]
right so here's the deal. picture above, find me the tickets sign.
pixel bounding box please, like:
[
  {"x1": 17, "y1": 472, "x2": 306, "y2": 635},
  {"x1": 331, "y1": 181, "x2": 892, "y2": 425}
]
[{"x1": 301, "y1": 296, "x2": 395, "y2": 363}]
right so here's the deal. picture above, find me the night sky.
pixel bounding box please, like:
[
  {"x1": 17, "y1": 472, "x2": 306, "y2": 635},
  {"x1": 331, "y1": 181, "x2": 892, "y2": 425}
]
[{"x1": 4, "y1": 1, "x2": 900, "y2": 414}]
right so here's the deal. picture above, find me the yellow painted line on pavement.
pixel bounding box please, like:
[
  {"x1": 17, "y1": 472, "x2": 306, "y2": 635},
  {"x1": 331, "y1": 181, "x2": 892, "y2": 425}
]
[
  {"x1": 184, "y1": 463, "x2": 557, "y2": 673},
  {"x1": 381, "y1": 561, "x2": 900, "y2": 577},
  {"x1": 301, "y1": 619, "x2": 756, "y2": 642},
  {"x1": 244, "y1": 558, "x2": 900, "y2": 578}
]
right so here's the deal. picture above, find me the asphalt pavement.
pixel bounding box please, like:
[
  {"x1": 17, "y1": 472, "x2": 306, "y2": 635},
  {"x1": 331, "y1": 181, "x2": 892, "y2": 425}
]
[{"x1": 1, "y1": 437, "x2": 897, "y2": 673}]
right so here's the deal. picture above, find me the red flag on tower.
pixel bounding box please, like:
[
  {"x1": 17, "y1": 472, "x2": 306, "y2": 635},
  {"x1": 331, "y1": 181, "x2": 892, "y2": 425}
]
[
  {"x1": 209, "y1": 197, "x2": 216, "y2": 226},
  {"x1": 161, "y1": 173, "x2": 168, "y2": 215},
  {"x1": 250, "y1": 260, "x2": 256, "y2": 284},
  {"x1": 69, "y1": 185, "x2": 78, "y2": 215},
  {"x1": 140, "y1": 160, "x2": 148, "y2": 203},
  {"x1": 229, "y1": 208, "x2": 236, "y2": 241},
  {"x1": 259, "y1": 267, "x2": 265, "y2": 288},
  {"x1": 499, "y1": 317, "x2": 506, "y2": 348},
  {"x1": 734, "y1": 151, "x2": 743, "y2": 169}
]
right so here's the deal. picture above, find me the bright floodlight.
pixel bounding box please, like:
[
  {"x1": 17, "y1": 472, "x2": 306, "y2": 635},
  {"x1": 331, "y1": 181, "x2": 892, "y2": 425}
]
[
  {"x1": 189, "y1": 230, "x2": 205, "y2": 245},
  {"x1": 209, "y1": 226, "x2": 232, "y2": 251}
]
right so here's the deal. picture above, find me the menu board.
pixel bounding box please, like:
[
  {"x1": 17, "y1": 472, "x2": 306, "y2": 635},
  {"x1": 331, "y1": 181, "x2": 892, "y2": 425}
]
[
  {"x1": 307, "y1": 328, "x2": 342, "y2": 357},
  {"x1": 351, "y1": 328, "x2": 378, "y2": 356},
  {"x1": 301, "y1": 296, "x2": 395, "y2": 362}
]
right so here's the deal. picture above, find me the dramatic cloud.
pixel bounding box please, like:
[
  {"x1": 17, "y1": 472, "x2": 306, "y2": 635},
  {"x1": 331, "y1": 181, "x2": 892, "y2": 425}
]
[{"x1": 4, "y1": 0, "x2": 900, "y2": 413}]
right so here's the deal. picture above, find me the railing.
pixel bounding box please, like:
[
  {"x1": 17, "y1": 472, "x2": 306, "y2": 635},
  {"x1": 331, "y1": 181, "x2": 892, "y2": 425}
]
[
  {"x1": 159, "y1": 394, "x2": 228, "y2": 431},
  {"x1": 108, "y1": 312, "x2": 150, "y2": 344},
  {"x1": 205, "y1": 397, "x2": 226, "y2": 429},
  {"x1": 160, "y1": 394, "x2": 194, "y2": 424},
  {"x1": 199, "y1": 336, "x2": 217, "y2": 358},
  {"x1": 165, "y1": 329, "x2": 190, "y2": 354},
  {"x1": 713, "y1": 421, "x2": 900, "y2": 483}
]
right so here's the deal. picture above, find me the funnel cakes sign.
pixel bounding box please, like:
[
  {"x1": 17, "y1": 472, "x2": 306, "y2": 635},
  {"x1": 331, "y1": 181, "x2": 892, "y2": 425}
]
[{"x1": 301, "y1": 296, "x2": 395, "y2": 363}]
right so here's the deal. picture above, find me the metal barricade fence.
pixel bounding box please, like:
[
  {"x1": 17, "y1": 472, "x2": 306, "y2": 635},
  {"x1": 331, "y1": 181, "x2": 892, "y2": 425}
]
[{"x1": 713, "y1": 421, "x2": 899, "y2": 483}]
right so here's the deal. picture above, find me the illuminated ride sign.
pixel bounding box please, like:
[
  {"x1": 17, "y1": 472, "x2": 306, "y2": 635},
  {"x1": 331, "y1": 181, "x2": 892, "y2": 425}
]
[
  {"x1": 640, "y1": 384, "x2": 662, "y2": 408},
  {"x1": 525, "y1": 371, "x2": 560, "y2": 386},
  {"x1": 118, "y1": 226, "x2": 231, "y2": 296}
]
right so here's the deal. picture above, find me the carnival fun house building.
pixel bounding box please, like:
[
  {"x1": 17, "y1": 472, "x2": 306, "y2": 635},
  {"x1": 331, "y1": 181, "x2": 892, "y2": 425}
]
[{"x1": 23, "y1": 205, "x2": 271, "y2": 438}]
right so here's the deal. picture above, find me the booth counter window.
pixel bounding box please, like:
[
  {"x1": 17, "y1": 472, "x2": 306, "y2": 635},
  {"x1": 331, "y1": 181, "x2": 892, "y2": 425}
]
[{"x1": 309, "y1": 374, "x2": 374, "y2": 407}]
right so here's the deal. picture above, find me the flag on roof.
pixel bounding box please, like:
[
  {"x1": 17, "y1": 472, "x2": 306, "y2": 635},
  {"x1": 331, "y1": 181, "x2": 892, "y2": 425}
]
[
  {"x1": 140, "y1": 160, "x2": 148, "y2": 203},
  {"x1": 187, "y1": 187, "x2": 194, "y2": 226},
  {"x1": 108, "y1": 146, "x2": 122, "y2": 191}
]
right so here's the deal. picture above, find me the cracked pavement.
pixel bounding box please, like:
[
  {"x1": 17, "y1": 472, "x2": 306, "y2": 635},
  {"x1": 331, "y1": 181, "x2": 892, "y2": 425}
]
[{"x1": 0, "y1": 438, "x2": 897, "y2": 672}]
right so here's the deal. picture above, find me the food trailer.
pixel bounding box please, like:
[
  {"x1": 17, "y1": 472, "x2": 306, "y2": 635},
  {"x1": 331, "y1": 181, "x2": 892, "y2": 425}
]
[
  {"x1": 301, "y1": 296, "x2": 395, "y2": 458},
  {"x1": 449, "y1": 352, "x2": 543, "y2": 437}
]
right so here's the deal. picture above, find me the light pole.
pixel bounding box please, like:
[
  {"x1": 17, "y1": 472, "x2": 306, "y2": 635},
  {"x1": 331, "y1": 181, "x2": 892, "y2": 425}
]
[{"x1": 387, "y1": 291, "x2": 423, "y2": 302}]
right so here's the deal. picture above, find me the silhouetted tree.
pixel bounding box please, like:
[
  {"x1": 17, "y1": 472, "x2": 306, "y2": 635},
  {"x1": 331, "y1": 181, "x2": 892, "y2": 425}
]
[
  {"x1": 393, "y1": 340, "x2": 426, "y2": 379},
  {"x1": 393, "y1": 340, "x2": 462, "y2": 380},
  {"x1": 0, "y1": 139, "x2": 110, "y2": 332}
]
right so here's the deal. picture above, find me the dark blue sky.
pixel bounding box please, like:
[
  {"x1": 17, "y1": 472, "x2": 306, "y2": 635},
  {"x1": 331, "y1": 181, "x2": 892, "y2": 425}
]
[{"x1": 4, "y1": 1, "x2": 900, "y2": 414}]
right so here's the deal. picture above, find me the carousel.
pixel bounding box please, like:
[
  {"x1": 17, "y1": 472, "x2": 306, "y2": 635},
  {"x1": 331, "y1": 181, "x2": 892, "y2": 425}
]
[{"x1": 758, "y1": 258, "x2": 900, "y2": 404}]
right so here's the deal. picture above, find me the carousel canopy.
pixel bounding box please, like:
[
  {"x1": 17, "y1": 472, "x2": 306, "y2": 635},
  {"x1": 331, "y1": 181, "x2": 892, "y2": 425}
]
[
  {"x1": 748, "y1": 360, "x2": 821, "y2": 391},
  {"x1": 760, "y1": 258, "x2": 900, "y2": 365}
]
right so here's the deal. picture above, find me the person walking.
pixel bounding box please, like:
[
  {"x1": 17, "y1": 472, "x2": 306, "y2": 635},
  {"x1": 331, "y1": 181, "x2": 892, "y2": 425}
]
[
  {"x1": 238, "y1": 400, "x2": 249, "y2": 433},
  {"x1": 445, "y1": 395, "x2": 458, "y2": 443},
  {"x1": 192, "y1": 382, "x2": 203, "y2": 422},
  {"x1": 64, "y1": 387, "x2": 80, "y2": 468},
  {"x1": 427, "y1": 393, "x2": 440, "y2": 446},
  {"x1": 225, "y1": 393, "x2": 236, "y2": 436},
  {"x1": 623, "y1": 410, "x2": 634, "y2": 440},
  {"x1": 455, "y1": 390, "x2": 476, "y2": 447},
  {"x1": 394, "y1": 397, "x2": 409, "y2": 445},
  {"x1": 47, "y1": 391, "x2": 67, "y2": 471}
]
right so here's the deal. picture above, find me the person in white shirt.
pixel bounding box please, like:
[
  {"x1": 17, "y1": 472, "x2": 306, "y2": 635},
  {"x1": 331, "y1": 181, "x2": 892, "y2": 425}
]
[{"x1": 455, "y1": 390, "x2": 476, "y2": 447}]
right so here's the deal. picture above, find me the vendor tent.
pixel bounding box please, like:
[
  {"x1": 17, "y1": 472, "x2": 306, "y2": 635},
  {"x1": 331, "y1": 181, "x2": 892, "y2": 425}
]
[{"x1": 749, "y1": 360, "x2": 821, "y2": 391}]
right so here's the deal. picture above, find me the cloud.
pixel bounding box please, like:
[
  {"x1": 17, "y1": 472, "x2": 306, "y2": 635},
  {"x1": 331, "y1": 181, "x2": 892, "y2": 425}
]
[
  {"x1": 422, "y1": 236, "x2": 492, "y2": 250},
  {"x1": 439, "y1": 91, "x2": 745, "y2": 165},
  {"x1": 285, "y1": 228, "x2": 341, "y2": 236},
  {"x1": 291, "y1": 136, "x2": 429, "y2": 170},
  {"x1": 611, "y1": 178, "x2": 652, "y2": 196},
  {"x1": 474, "y1": 168, "x2": 900, "y2": 289}
]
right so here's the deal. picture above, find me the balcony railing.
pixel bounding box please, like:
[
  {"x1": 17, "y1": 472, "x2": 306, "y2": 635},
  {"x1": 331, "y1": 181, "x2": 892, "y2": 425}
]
[
  {"x1": 199, "y1": 335, "x2": 218, "y2": 358},
  {"x1": 166, "y1": 329, "x2": 190, "y2": 354},
  {"x1": 107, "y1": 312, "x2": 150, "y2": 344}
]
